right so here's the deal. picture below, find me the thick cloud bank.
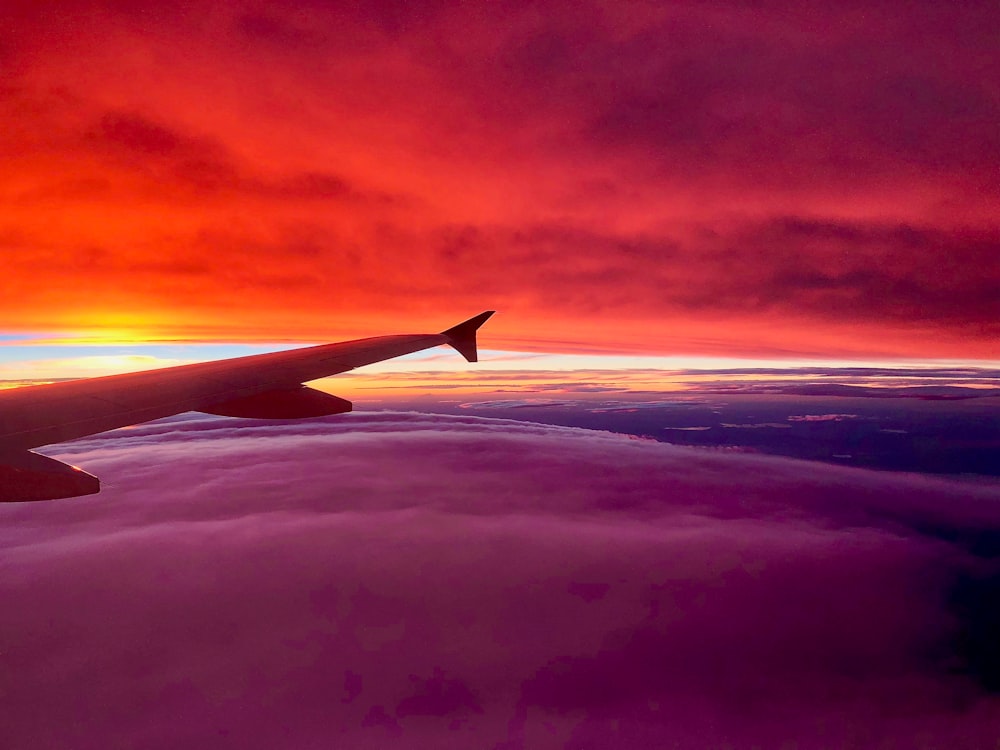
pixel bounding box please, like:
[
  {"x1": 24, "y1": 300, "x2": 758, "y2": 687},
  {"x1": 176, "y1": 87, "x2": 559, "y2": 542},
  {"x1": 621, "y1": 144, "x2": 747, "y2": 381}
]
[{"x1": 3, "y1": 413, "x2": 1000, "y2": 748}]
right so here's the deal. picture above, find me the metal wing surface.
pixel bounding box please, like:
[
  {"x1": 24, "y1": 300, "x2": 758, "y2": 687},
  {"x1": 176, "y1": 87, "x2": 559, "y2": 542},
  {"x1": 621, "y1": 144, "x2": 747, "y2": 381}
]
[{"x1": 0, "y1": 311, "x2": 494, "y2": 501}]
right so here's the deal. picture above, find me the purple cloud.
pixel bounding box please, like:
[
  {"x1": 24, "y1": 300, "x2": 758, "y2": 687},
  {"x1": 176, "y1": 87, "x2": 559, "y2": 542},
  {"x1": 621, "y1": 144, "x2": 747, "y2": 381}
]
[{"x1": 2, "y1": 413, "x2": 999, "y2": 748}]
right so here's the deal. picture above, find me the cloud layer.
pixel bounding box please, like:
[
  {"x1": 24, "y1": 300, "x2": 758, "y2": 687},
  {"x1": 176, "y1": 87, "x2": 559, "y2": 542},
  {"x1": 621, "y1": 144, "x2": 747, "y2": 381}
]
[
  {"x1": 3, "y1": 413, "x2": 1000, "y2": 748},
  {"x1": 2, "y1": 1, "x2": 998, "y2": 357}
]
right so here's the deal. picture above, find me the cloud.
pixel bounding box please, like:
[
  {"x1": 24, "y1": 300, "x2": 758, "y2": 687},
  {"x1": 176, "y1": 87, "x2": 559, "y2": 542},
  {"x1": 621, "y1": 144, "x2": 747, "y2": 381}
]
[
  {"x1": 579, "y1": 12, "x2": 1000, "y2": 191},
  {"x1": 3, "y1": 413, "x2": 1000, "y2": 748},
  {"x1": 86, "y1": 110, "x2": 400, "y2": 204},
  {"x1": 1, "y1": 1, "x2": 998, "y2": 357},
  {"x1": 689, "y1": 382, "x2": 1000, "y2": 400},
  {"x1": 328, "y1": 364, "x2": 1000, "y2": 404},
  {"x1": 787, "y1": 413, "x2": 858, "y2": 422}
]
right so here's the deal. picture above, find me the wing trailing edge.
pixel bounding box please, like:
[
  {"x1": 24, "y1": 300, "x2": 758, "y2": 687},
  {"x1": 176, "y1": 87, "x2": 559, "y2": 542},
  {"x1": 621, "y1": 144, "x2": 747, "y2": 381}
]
[
  {"x1": 0, "y1": 451, "x2": 100, "y2": 502},
  {"x1": 440, "y1": 311, "x2": 496, "y2": 363},
  {"x1": 200, "y1": 386, "x2": 352, "y2": 419}
]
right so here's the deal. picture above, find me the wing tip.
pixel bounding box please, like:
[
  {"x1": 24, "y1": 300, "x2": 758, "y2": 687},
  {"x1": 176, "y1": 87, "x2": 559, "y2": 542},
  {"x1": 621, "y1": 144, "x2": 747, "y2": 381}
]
[{"x1": 441, "y1": 310, "x2": 496, "y2": 363}]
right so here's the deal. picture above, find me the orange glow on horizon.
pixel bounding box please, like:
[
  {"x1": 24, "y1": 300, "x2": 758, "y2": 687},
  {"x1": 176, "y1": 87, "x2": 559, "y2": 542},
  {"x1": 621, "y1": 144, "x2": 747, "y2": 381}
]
[{"x1": 2, "y1": 3, "x2": 997, "y2": 361}]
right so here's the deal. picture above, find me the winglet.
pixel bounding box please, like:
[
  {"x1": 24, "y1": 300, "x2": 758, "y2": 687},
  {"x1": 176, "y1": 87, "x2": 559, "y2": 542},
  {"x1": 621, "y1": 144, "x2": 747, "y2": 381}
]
[{"x1": 440, "y1": 311, "x2": 495, "y2": 363}]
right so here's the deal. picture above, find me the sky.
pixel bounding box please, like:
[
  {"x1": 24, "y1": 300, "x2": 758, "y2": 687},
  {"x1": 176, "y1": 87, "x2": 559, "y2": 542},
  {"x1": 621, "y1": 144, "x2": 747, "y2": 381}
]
[
  {"x1": 3, "y1": 2, "x2": 1000, "y2": 748},
  {"x1": 2, "y1": 0, "x2": 999, "y2": 361}
]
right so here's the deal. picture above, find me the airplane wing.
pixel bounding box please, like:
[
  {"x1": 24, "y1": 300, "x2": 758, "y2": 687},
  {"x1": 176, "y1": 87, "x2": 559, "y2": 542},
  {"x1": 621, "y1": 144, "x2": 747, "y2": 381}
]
[{"x1": 0, "y1": 311, "x2": 495, "y2": 501}]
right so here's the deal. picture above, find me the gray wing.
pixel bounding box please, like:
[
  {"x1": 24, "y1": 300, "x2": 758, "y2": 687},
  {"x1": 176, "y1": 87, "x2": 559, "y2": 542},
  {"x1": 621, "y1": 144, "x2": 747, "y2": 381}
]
[{"x1": 0, "y1": 311, "x2": 494, "y2": 501}]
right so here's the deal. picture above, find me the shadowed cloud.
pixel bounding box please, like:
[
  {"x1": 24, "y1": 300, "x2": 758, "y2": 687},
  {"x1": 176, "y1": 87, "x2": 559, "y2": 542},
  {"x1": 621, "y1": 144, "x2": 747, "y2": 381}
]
[{"x1": 2, "y1": 413, "x2": 1000, "y2": 748}]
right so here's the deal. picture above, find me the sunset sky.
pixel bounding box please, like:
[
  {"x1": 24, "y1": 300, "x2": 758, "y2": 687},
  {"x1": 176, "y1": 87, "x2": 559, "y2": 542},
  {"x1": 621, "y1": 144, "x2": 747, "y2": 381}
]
[
  {"x1": 3, "y1": 0, "x2": 998, "y2": 367},
  {"x1": 4, "y1": 3, "x2": 1000, "y2": 748}
]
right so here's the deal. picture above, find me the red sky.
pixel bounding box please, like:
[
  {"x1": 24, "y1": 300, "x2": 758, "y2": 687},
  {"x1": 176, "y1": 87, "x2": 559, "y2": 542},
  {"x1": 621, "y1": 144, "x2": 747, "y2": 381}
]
[{"x1": 2, "y1": 1, "x2": 998, "y2": 359}]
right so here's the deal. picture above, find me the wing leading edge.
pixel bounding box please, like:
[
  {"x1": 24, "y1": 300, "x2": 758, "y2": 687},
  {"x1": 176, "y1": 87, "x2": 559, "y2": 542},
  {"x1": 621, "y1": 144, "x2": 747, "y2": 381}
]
[{"x1": 0, "y1": 311, "x2": 495, "y2": 502}]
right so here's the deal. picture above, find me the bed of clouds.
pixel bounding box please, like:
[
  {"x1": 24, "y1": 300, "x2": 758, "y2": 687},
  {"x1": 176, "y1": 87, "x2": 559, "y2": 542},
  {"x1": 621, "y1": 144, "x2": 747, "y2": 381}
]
[{"x1": 3, "y1": 412, "x2": 1000, "y2": 748}]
